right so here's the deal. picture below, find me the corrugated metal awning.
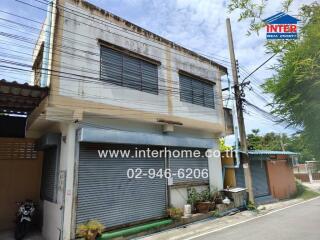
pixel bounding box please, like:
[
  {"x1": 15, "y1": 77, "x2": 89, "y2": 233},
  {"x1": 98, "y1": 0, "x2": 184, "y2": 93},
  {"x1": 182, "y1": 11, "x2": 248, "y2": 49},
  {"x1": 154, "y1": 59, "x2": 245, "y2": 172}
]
[
  {"x1": 248, "y1": 150, "x2": 299, "y2": 161},
  {"x1": 248, "y1": 150, "x2": 299, "y2": 155}
]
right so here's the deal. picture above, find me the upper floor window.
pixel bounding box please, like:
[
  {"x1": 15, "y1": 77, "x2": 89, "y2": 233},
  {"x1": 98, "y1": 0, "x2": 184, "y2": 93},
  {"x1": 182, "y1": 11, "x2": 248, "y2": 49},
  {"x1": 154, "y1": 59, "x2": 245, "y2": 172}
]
[
  {"x1": 100, "y1": 46, "x2": 159, "y2": 94},
  {"x1": 179, "y1": 72, "x2": 215, "y2": 109}
]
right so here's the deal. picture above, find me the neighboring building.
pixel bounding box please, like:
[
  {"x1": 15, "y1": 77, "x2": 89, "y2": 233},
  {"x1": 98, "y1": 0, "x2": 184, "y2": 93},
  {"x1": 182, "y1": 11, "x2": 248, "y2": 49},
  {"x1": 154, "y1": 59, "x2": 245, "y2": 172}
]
[
  {"x1": 294, "y1": 161, "x2": 320, "y2": 183},
  {"x1": 222, "y1": 151, "x2": 298, "y2": 202},
  {"x1": 18, "y1": 0, "x2": 232, "y2": 239}
]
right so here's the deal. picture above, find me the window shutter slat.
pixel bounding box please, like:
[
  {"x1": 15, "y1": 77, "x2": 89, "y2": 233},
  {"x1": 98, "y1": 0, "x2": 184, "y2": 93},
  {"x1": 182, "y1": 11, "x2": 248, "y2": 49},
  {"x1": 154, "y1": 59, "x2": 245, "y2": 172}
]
[
  {"x1": 100, "y1": 46, "x2": 158, "y2": 94},
  {"x1": 179, "y1": 74, "x2": 215, "y2": 109}
]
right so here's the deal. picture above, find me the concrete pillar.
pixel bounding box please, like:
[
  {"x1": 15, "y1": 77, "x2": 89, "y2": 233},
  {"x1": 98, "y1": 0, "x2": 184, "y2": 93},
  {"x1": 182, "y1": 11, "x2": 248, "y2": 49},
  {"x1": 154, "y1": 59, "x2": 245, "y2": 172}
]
[
  {"x1": 208, "y1": 140, "x2": 224, "y2": 191},
  {"x1": 58, "y1": 123, "x2": 76, "y2": 240}
]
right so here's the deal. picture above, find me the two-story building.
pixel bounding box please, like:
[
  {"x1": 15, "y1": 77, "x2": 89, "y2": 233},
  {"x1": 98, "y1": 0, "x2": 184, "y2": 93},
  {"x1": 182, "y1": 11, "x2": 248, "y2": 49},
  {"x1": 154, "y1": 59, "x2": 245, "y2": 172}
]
[{"x1": 26, "y1": 0, "x2": 231, "y2": 239}]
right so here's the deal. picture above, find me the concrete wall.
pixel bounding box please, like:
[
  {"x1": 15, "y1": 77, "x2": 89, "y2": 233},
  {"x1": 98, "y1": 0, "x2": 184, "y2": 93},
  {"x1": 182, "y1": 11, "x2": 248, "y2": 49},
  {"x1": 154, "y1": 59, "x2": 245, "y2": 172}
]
[
  {"x1": 170, "y1": 185, "x2": 208, "y2": 209},
  {"x1": 42, "y1": 200, "x2": 61, "y2": 240},
  {"x1": 266, "y1": 160, "x2": 296, "y2": 199},
  {"x1": 41, "y1": 123, "x2": 76, "y2": 240},
  {"x1": 26, "y1": 122, "x2": 76, "y2": 240},
  {"x1": 45, "y1": 0, "x2": 227, "y2": 134}
]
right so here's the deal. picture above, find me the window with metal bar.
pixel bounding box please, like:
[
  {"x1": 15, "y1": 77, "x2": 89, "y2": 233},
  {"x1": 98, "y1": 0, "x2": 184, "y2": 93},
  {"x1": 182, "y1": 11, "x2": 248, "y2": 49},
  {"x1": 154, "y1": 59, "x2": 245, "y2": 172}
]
[
  {"x1": 100, "y1": 46, "x2": 159, "y2": 94},
  {"x1": 179, "y1": 73, "x2": 215, "y2": 109}
]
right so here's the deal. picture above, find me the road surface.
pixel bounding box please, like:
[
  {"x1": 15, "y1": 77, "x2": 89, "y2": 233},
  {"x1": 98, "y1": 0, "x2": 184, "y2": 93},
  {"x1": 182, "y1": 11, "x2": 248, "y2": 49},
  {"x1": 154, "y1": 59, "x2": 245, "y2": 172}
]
[{"x1": 194, "y1": 197, "x2": 320, "y2": 240}]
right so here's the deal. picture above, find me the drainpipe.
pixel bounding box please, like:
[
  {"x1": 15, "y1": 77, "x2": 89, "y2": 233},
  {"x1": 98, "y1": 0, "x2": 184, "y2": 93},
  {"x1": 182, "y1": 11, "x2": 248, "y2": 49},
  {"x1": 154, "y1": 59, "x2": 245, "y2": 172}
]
[{"x1": 41, "y1": 0, "x2": 56, "y2": 87}]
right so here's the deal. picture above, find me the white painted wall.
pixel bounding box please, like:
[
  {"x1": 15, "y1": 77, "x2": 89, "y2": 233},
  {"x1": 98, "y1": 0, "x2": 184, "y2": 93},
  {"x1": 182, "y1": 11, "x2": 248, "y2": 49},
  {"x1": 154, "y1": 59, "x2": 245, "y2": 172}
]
[
  {"x1": 58, "y1": 123, "x2": 77, "y2": 240},
  {"x1": 42, "y1": 201, "x2": 61, "y2": 240},
  {"x1": 36, "y1": 122, "x2": 76, "y2": 240},
  {"x1": 170, "y1": 185, "x2": 208, "y2": 209}
]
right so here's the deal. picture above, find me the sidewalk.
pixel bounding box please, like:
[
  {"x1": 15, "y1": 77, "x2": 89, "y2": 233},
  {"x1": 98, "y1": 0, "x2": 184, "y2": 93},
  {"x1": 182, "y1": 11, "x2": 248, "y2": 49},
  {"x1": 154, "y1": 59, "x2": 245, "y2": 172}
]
[{"x1": 138, "y1": 198, "x2": 304, "y2": 240}]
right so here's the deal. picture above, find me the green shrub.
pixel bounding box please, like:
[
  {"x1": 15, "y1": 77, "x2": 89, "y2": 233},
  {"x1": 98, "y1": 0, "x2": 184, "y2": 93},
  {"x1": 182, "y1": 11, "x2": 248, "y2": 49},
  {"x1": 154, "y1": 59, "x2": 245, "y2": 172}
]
[{"x1": 167, "y1": 207, "x2": 183, "y2": 220}]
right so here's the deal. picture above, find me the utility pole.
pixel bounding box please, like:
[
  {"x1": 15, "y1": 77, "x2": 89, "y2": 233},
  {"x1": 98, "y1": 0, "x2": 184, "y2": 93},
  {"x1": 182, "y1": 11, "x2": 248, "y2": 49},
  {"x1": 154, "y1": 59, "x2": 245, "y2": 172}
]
[{"x1": 226, "y1": 18, "x2": 255, "y2": 203}]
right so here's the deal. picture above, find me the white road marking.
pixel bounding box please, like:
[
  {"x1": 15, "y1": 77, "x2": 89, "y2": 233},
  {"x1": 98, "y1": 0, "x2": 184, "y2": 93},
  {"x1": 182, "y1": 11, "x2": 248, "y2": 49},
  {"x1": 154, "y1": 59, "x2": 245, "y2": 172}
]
[{"x1": 185, "y1": 196, "x2": 320, "y2": 240}]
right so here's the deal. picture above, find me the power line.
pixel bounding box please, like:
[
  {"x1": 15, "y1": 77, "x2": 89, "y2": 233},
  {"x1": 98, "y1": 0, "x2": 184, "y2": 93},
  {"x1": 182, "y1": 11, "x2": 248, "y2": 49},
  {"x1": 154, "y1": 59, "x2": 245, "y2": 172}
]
[{"x1": 241, "y1": 53, "x2": 278, "y2": 84}]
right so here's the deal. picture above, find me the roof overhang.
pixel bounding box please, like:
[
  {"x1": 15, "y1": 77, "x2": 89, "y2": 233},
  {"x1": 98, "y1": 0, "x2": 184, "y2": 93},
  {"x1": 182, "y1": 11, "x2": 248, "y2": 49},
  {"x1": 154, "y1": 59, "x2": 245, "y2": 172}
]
[{"x1": 0, "y1": 80, "x2": 49, "y2": 116}]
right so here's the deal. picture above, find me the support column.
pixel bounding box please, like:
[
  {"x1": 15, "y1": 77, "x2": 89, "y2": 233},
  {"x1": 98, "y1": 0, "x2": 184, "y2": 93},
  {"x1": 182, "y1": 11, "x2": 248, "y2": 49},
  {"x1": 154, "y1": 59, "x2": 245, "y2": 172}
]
[
  {"x1": 58, "y1": 123, "x2": 77, "y2": 240},
  {"x1": 208, "y1": 140, "x2": 224, "y2": 190}
]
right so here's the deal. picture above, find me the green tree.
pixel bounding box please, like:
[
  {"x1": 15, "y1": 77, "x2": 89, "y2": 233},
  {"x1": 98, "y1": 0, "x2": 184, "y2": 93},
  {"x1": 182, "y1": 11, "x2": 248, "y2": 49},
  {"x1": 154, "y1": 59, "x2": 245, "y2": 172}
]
[
  {"x1": 229, "y1": 1, "x2": 320, "y2": 161},
  {"x1": 246, "y1": 129, "x2": 313, "y2": 162}
]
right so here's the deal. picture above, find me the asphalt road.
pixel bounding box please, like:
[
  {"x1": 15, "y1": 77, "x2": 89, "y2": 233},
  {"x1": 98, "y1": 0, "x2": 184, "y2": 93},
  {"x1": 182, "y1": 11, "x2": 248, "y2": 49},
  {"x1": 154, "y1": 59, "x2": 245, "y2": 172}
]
[{"x1": 194, "y1": 197, "x2": 320, "y2": 240}]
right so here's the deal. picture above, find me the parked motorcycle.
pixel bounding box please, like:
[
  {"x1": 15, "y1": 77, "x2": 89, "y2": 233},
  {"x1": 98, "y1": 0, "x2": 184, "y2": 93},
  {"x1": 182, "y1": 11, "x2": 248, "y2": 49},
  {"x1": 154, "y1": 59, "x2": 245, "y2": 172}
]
[{"x1": 14, "y1": 200, "x2": 35, "y2": 240}]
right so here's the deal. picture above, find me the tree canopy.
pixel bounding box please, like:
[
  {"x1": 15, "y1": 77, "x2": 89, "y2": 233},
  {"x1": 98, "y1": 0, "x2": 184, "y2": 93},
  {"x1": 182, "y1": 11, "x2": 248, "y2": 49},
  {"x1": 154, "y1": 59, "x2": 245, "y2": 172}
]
[
  {"x1": 228, "y1": 1, "x2": 320, "y2": 161},
  {"x1": 247, "y1": 129, "x2": 314, "y2": 162}
]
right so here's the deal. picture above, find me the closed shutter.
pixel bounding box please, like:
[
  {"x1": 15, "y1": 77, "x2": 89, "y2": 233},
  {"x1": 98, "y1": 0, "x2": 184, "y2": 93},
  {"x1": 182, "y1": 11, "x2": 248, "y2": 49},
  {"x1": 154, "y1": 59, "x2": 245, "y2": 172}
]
[
  {"x1": 235, "y1": 165, "x2": 246, "y2": 189},
  {"x1": 179, "y1": 74, "x2": 215, "y2": 109},
  {"x1": 76, "y1": 143, "x2": 167, "y2": 228},
  {"x1": 235, "y1": 161, "x2": 270, "y2": 198},
  {"x1": 41, "y1": 147, "x2": 58, "y2": 202},
  {"x1": 169, "y1": 148, "x2": 209, "y2": 184},
  {"x1": 179, "y1": 75, "x2": 193, "y2": 103},
  {"x1": 251, "y1": 160, "x2": 269, "y2": 197},
  {"x1": 100, "y1": 46, "x2": 158, "y2": 94}
]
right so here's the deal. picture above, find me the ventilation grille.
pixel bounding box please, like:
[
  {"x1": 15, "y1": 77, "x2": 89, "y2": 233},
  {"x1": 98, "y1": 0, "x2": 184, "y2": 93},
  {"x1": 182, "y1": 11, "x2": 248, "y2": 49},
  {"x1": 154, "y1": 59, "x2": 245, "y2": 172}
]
[{"x1": 0, "y1": 138, "x2": 37, "y2": 160}]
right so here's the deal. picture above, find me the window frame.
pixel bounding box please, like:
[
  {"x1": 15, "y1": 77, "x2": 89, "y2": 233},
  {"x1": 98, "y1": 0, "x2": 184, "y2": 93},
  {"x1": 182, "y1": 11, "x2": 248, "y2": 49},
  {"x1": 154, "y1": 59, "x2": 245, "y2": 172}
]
[
  {"x1": 99, "y1": 41, "x2": 160, "y2": 95},
  {"x1": 179, "y1": 70, "x2": 216, "y2": 109}
]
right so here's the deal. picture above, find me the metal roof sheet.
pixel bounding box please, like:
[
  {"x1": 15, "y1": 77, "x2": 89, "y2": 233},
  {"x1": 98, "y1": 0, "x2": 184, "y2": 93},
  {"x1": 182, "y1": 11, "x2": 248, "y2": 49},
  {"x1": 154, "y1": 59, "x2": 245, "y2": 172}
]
[{"x1": 248, "y1": 150, "x2": 299, "y2": 155}]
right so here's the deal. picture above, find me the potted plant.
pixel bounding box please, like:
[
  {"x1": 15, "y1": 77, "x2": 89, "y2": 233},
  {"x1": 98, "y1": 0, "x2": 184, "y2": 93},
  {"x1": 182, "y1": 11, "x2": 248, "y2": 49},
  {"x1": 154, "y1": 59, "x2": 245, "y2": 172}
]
[
  {"x1": 167, "y1": 207, "x2": 183, "y2": 220},
  {"x1": 195, "y1": 189, "x2": 212, "y2": 213},
  {"x1": 187, "y1": 188, "x2": 199, "y2": 213},
  {"x1": 76, "y1": 220, "x2": 105, "y2": 240}
]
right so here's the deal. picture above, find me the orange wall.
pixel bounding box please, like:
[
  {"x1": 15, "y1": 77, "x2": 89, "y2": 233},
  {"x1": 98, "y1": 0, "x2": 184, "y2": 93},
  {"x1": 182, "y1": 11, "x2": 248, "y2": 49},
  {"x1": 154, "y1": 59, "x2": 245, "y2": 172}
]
[
  {"x1": 221, "y1": 153, "x2": 236, "y2": 188},
  {"x1": 266, "y1": 160, "x2": 296, "y2": 199}
]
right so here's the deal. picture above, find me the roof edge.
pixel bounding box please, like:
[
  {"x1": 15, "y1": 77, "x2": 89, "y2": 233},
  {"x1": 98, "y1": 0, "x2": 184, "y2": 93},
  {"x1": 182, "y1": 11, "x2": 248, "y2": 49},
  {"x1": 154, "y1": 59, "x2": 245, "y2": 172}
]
[{"x1": 66, "y1": 0, "x2": 228, "y2": 73}]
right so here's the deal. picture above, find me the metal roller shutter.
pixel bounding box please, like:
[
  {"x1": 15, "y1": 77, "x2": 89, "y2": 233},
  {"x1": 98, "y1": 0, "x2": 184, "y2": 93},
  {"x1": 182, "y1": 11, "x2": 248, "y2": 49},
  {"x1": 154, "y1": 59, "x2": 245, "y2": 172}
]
[
  {"x1": 169, "y1": 148, "x2": 209, "y2": 184},
  {"x1": 41, "y1": 147, "x2": 58, "y2": 202},
  {"x1": 251, "y1": 160, "x2": 269, "y2": 197},
  {"x1": 235, "y1": 161, "x2": 270, "y2": 198},
  {"x1": 76, "y1": 143, "x2": 167, "y2": 228},
  {"x1": 235, "y1": 165, "x2": 246, "y2": 189}
]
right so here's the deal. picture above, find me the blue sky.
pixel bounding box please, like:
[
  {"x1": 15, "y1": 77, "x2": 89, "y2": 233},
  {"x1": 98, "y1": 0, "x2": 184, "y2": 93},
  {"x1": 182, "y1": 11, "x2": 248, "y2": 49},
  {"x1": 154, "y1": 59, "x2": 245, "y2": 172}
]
[{"x1": 0, "y1": 0, "x2": 313, "y2": 136}]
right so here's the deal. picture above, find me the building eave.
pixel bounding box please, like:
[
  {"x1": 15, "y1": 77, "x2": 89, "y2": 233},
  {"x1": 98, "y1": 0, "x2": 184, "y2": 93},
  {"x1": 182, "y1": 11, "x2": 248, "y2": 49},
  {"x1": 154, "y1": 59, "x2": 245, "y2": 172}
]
[{"x1": 67, "y1": 0, "x2": 228, "y2": 74}]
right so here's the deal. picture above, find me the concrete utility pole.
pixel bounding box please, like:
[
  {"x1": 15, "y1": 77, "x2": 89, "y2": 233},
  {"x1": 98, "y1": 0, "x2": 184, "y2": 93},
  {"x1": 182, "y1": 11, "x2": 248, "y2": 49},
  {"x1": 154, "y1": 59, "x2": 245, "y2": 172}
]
[{"x1": 226, "y1": 18, "x2": 255, "y2": 203}]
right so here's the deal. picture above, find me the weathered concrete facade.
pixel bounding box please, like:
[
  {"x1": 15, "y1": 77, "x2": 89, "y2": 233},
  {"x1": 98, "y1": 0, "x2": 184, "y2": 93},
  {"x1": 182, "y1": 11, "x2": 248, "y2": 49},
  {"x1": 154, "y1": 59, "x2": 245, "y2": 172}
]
[{"x1": 28, "y1": 1, "x2": 229, "y2": 239}]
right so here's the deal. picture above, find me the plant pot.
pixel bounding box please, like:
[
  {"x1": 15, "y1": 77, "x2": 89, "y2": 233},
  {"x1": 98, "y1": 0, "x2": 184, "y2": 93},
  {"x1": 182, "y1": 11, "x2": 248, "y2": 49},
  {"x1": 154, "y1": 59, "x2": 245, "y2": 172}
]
[{"x1": 195, "y1": 202, "x2": 211, "y2": 213}]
